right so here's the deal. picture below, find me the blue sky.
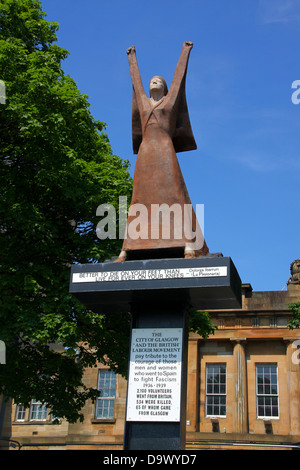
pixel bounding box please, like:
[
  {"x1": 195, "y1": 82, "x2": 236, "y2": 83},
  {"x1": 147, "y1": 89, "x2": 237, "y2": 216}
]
[{"x1": 40, "y1": 0, "x2": 300, "y2": 292}]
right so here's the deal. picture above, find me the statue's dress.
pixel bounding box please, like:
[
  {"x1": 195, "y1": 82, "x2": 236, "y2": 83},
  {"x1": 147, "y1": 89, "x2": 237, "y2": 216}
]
[{"x1": 121, "y1": 44, "x2": 209, "y2": 258}]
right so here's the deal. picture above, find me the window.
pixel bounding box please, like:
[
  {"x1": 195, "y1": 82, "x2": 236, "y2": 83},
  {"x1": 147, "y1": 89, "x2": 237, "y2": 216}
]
[
  {"x1": 256, "y1": 364, "x2": 279, "y2": 418},
  {"x1": 205, "y1": 364, "x2": 226, "y2": 417},
  {"x1": 29, "y1": 400, "x2": 47, "y2": 421},
  {"x1": 15, "y1": 404, "x2": 26, "y2": 421},
  {"x1": 95, "y1": 370, "x2": 117, "y2": 419}
]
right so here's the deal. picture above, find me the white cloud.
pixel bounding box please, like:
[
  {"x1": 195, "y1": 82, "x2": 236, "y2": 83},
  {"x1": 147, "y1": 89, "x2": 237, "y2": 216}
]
[
  {"x1": 231, "y1": 150, "x2": 281, "y2": 172},
  {"x1": 229, "y1": 148, "x2": 300, "y2": 173},
  {"x1": 258, "y1": 0, "x2": 300, "y2": 24}
]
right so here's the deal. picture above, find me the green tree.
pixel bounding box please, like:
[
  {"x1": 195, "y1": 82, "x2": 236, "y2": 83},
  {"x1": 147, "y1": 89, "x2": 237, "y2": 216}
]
[
  {"x1": 0, "y1": 0, "x2": 216, "y2": 423},
  {"x1": 0, "y1": 0, "x2": 133, "y2": 422},
  {"x1": 189, "y1": 310, "x2": 217, "y2": 339},
  {"x1": 287, "y1": 302, "x2": 300, "y2": 330}
]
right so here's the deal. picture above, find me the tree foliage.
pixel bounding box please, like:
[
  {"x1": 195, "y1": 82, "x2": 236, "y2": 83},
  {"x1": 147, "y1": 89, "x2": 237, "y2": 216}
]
[
  {"x1": 189, "y1": 310, "x2": 217, "y2": 339},
  {"x1": 0, "y1": 0, "x2": 133, "y2": 422},
  {"x1": 0, "y1": 0, "x2": 216, "y2": 423},
  {"x1": 287, "y1": 302, "x2": 300, "y2": 330}
]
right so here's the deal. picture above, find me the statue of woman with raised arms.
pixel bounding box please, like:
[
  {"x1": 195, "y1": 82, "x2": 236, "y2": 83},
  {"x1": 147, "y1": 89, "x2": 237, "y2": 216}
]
[{"x1": 116, "y1": 41, "x2": 209, "y2": 262}]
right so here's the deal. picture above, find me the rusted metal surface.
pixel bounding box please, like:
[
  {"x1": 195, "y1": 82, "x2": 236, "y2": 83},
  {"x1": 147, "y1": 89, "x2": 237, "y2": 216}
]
[{"x1": 118, "y1": 42, "x2": 208, "y2": 260}]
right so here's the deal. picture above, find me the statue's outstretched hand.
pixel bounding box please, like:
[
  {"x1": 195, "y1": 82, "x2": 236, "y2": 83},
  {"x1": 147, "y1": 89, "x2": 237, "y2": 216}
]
[
  {"x1": 184, "y1": 41, "x2": 193, "y2": 49},
  {"x1": 127, "y1": 45, "x2": 136, "y2": 55}
]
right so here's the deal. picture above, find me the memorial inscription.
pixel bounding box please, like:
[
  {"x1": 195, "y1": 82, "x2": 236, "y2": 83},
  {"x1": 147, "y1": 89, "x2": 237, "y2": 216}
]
[
  {"x1": 126, "y1": 328, "x2": 183, "y2": 422},
  {"x1": 72, "y1": 266, "x2": 227, "y2": 283}
]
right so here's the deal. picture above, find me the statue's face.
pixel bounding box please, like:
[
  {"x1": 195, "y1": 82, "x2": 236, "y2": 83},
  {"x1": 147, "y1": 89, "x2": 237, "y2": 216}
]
[{"x1": 149, "y1": 76, "x2": 165, "y2": 95}]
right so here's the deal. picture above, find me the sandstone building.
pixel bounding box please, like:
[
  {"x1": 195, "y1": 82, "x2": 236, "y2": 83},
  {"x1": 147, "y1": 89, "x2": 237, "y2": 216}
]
[{"x1": 1, "y1": 262, "x2": 300, "y2": 450}]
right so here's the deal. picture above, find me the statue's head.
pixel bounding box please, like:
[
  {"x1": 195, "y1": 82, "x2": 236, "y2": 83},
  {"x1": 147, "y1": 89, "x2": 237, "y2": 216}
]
[
  {"x1": 291, "y1": 259, "x2": 300, "y2": 276},
  {"x1": 149, "y1": 76, "x2": 168, "y2": 97}
]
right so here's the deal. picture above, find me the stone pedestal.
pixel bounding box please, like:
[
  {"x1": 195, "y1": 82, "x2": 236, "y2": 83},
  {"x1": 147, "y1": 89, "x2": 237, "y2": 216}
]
[{"x1": 70, "y1": 256, "x2": 241, "y2": 450}]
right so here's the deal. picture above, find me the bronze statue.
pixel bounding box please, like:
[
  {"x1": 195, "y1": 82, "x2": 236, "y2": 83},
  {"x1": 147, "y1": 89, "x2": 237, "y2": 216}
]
[{"x1": 116, "y1": 41, "x2": 208, "y2": 262}]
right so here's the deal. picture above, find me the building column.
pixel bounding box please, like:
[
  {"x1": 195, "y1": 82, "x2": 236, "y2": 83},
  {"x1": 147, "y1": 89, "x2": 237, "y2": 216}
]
[
  {"x1": 186, "y1": 339, "x2": 199, "y2": 432},
  {"x1": 284, "y1": 338, "x2": 300, "y2": 436},
  {"x1": 231, "y1": 338, "x2": 248, "y2": 434}
]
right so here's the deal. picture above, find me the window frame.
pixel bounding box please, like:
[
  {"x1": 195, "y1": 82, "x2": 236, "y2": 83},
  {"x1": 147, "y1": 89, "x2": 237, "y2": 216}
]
[
  {"x1": 205, "y1": 363, "x2": 227, "y2": 418},
  {"x1": 29, "y1": 399, "x2": 48, "y2": 422},
  {"x1": 256, "y1": 363, "x2": 279, "y2": 419},
  {"x1": 15, "y1": 404, "x2": 26, "y2": 422},
  {"x1": 94, "y1": 369, "x2": 117, "y2": 421}
]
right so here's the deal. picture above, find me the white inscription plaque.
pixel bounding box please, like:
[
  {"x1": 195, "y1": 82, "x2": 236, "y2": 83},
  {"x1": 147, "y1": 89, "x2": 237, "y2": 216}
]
[
  {"x1": 126, "y1": 328, "x2": 183, "y2": 422},
  {"x1": 72, "y1": 266, "x2": 227, "y2": 283}
]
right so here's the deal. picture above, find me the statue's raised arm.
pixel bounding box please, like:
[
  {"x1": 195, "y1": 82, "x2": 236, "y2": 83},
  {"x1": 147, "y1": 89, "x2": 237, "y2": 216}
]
[
  {"x1": 127, "y1": 45, "x2": 146, "y2": 103},
  {"x1": 167, "y1": 41, "x2": 193, "y2": 105}
]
